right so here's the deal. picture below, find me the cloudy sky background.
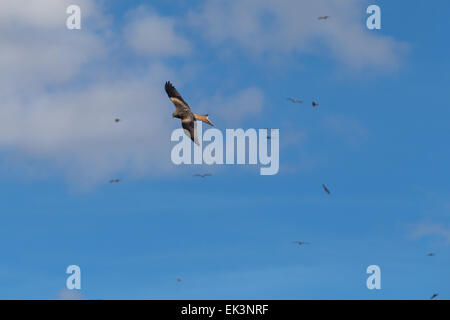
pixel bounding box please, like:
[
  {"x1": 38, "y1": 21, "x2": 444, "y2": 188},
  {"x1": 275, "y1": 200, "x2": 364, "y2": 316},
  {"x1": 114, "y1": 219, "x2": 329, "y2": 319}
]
[{"x1": 0, "y1": 0, "x2": 449, "y2": 299}]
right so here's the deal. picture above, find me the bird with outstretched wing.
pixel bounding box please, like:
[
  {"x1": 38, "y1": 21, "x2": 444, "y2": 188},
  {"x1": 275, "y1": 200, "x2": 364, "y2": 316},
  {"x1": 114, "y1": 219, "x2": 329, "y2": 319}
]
[
  {"x1": 292, "y1": 241, "x2": 310, "y2": 246},
  {"x1": 165, "y1": 81, "x2": 214, "y2": 145},
  {"x1": 322, "y1": 184, "x2": 331, "y2": 194},
  {"x1": 194, "y1": 173, "x2": 212, "y2": 178},
  {"x1": 287, "y1": 97, "x2": 303, "y2": 104}
]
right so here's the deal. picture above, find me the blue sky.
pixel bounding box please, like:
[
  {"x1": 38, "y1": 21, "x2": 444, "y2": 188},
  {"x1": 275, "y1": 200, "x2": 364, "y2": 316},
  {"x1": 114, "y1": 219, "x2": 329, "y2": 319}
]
[{"x1": 0, "y1": 0, "x2": 449, "y2": 299}]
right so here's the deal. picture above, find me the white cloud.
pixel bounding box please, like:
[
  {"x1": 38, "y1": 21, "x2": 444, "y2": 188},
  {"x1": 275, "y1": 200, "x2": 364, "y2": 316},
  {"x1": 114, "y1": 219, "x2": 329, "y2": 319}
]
[
  {"x1": 124, "y1": 6, "x2": 192, "y2": 58},
  {"x1": 0, "y1": 1, "x2": 267, "y2": 186},
  {"x1": 3, "y1": 1, "x2": 393, "y2": 186},
  {"x1": 0, "y1": 2, "x2": 182, "y2": 186},
  {"x1": 0, "y1": 78, "x2": 174, "y2": 184},
  {"x1": 0, "y1": 0, "x2": 105, "y2": 95},
  {"x1": 189, "y1": 0, "x2": 407, "y2": 70},
  {"x1": 198, "y1": 87, "x2": 264, "y2": 126},
  {"x1": 0, "y1": 0, "x2": 99, "y2": 29}
]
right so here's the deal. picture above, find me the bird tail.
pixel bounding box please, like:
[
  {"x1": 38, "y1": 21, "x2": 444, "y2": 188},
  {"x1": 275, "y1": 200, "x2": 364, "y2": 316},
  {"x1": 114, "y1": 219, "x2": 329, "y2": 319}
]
[{"x1": 194, "y1": 114, "x2": 214, "y2": 126}]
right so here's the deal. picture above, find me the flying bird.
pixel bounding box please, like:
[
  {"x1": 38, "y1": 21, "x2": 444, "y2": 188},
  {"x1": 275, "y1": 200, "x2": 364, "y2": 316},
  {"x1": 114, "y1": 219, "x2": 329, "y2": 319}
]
[
  {"x1": 292, "y1": 241, "x2": 310, "y2": 246},
  {"x1": 430, "y1": 293, "x2": 438, "y2": 300},
  {"x1": 322, "y1": 184, "x2": 331, "y2": 194},
  {"x1": 165, "y1": 81, "x2": 214, "y2": 145},
  {"x1": 318, "y1": 16, "x2": 330, "y2": 20},
  {"x1": 114, "y1": 118, "x2": 120, "y2": 123},
  {"x1": 312, "y1": 101, "x2": 319, "y2": 107},
  {"x1": 287, "y1": 97, "x2": 303, "y2": 104},
  {"x1": 194, "y1": 174, "x2": 212, "y2": 178},
  {"x1": 109, "y1": 179, "x2": 120, "y2": 183},
  {"x1": 176, "y1": 278, "x2": 182, "y2": 283},
  {"x1": 427, "y1": 253, "x2": 436, "y2": 257}
]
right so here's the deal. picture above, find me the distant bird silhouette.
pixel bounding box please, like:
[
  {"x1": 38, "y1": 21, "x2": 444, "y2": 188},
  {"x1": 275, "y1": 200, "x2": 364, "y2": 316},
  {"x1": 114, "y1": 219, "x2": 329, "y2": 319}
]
[
  {"x1": 194, "y1": 174, "x2": 212, "y2": 178},
  {"x1": 109, "y1": 179, "x2": 120, "y2": 183},
  {"x1": 114, "y1": 118, "x2": 120, "y2": 123},
  {"x1": 293, "y1": 241, "x2": 310, "y2": 246},
  {"x1": 165, "y1": 81, "x2": 214, "y2": 145},
  {"x1": 176, "y1": 278, "x2": 182, "y2": 283},
  {"x1": 312, "y1": 101, "x2": 319, "y2": 107},
  {"x1": 318, "y1": 16, "x2": 330, "y2": 20},
  {"x1": 287, "y1": 97, "x2": 303, "y2": 104},
  {"x1": 427, "y1": 253, "x2": 436, "y2": 257},
  {"x1": 322, "y1": 184, "x2": 331, "y2": 194},
  {"x1": 430, "y1": 293, "x2": 438, "y2": 300}
]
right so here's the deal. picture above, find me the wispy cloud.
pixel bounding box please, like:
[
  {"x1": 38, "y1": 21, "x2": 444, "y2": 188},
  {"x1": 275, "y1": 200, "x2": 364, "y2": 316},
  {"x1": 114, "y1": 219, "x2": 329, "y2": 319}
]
[
  {"x1": 0, "y1": 0, "x2": 105, "y2": 95},
  {"x1": 0, "y1": 1, "x2": 405, "y2": 186},
  {"x1": 197, "y1": 87, "x2": 265, "y2": 126},
  {"x1": 323, "y1": 115, "x2": 369, "y2": 146},
  {"x1": 123, "y1": 6, "x2": 192, "y2": 58},
  {"x1": 189, "y1": 0, "x2": 407, "y2": 70},
  {"x1": 0, "y1": 1, "x2": 271, "y2": 186},
  {"x1": 410, "y1": 222, "x2": 450, "y2": 245},
  {"x1": 56, "y1": 289, "x2": 85, "y2": 300}
]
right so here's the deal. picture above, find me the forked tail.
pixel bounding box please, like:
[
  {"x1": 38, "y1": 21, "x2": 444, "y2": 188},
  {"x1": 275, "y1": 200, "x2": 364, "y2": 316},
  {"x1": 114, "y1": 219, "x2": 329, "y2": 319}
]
[{"x1": 194, "y1": 114, "x2": 214, "y2": 126}]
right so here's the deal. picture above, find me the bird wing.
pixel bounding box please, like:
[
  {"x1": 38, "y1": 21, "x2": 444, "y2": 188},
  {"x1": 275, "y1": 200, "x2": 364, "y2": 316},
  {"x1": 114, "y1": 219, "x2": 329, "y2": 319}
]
[
  {"x1": 181, "y1": 117, "x2": 199, "y2": 145},
  {"x1": 165, "y1": 81, "x2": 199, "y2": 144},
  {"x1": 165, "y1": 81, "x2": 192, "y2": 114},
  {"x1": 322, "y1": 184, "x2": 330, "y2": 194}
]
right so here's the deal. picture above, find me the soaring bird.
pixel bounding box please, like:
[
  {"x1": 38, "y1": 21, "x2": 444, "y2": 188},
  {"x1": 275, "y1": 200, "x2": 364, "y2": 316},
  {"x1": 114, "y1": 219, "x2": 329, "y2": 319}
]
[
  {"x1": 312, "y1": 101, "x2": 319, "y2": 107},
  {"x1": 194, "y1": 173, "x2": 212, "y2": 178},
  {"x1": 293, "y1": 241, "x2": 310, "y2": 246},
  {"x1": 430, "y1": 293, "x2": 438, "y2": 300},
  {"x1": 287, "y1": 97, "x2": 303, "y2": 104},
  {"x1": 114, "y1": 118, "x2": 120, "y2": 123},
  {"x1": 109, "y1": 179, "x2": 120, "y2": 183},
  {"x1": 322, "y1": 184, "x2": 331, "y2": 194},
  {"x1": 427, "y1": 253, "x2": 436, "y2": 257},
  {"x1": 165, "y1": 81, "x2": 214, "y2": 145},
  {"x1": 176, "y1": 278, "x2": 182, "y2": 283},
  {"x1": 318, "y1": 16, "x2": 330, "y2": 20}
]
